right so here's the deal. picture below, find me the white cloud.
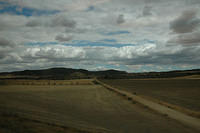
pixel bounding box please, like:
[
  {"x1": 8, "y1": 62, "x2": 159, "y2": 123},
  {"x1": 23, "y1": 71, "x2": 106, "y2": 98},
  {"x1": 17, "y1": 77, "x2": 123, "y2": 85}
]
[{"x1": 0, "y1": 0, "x2": 200, "y2": 72}]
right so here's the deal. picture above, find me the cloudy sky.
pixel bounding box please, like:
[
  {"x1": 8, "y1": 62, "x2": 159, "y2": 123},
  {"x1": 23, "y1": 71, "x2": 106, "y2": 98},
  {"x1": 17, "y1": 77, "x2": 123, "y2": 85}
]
[{"x1": 0, "y1": 0, "x2": 200, "y2": 72}]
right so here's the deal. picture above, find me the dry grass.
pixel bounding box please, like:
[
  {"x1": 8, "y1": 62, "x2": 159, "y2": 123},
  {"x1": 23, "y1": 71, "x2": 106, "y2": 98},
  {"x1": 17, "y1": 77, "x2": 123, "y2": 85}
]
[
  {"x1": 173, "y1": 75, "x2": 200, "y2": 79},
  {"x1": 101, "y1": 79, "x2": 200, "y2": 112},
  {"x1": 0, "y1": 75, "x2": 39, "y2": 79},
  {"x1": 140, "y1": 95, "x2": 200, "y2": 118},
  {"x1": 0, "y1": 111, "x2": 93, "y2": 133},
  {"x1": 0, "y1": 83, "x2": 196, "y2": 133},
  {"x1": 0, "y1": 79, "x2": 94, "y2": 86}
]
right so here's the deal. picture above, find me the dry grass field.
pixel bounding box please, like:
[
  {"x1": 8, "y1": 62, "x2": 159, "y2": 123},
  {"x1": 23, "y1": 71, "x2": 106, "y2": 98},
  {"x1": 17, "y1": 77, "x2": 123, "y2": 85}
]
[
  {"x1": 0, "y1": 79, "x2": 199, "y2": 133},
  {"x1": 101, "y1": 79, "x2": 200, "y2": 113},
  {"x1": 0, "y1": 79, "x2": 94, "y2": 85},
  {"x1": 0, "y1": 112, "x2": 93, "y2": 133}
]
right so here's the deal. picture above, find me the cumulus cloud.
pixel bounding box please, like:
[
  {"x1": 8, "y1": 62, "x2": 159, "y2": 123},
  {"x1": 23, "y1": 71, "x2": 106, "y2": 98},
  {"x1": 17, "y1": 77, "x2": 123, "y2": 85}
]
[
  {"x1": 170, "y1": 9, "x2": 200, "y2": 33},
  {"x1": 6, "y1": 43, "x2": 200, "y2": 68},
  {"x1": 21, "y1": 44, "x2": 155, "y2": 63},
  {"x1": 0, "y1": 38, "x2": 18, "y2": 61},
  {"x1": 1, "y1": 41, "x2": 200, "y2": 72},
  {"x1": 55, "y1": 34, "x2": 73, "y2": 42},
  {"x1": 1, "y1": 0, "x2": 200, "y2": 72},
  {"x1": 24, "y1": 45, "x2": 85, "y2": 60}
]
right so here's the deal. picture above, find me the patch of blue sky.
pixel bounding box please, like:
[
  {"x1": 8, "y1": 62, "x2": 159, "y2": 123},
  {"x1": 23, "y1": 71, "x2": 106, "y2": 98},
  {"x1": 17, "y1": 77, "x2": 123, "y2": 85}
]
[
  {"x1": 25, "y1": 42, "x2": 58, "y2": 46},
  {"x1": 0, "y1": 1, "x2": 59, "y2": 16},
  {"x1": 100, "y1": 30, "x2": 131, "y2": 36},
  {"x1": 86, "y1": 5, "x2": 95, "y2": 12},
  {"x1": 137, "y1": 39, "x2": 156, "y2": 45},
  {"x1": 65, "y1": 43, "x2": 134, "y2": 47},
  {"x1": 0, "y1": 1, "x2": 7, "y2": 5},
  {"x1": 25, "y1": 40, "x2": 135, "y2": 47},
  {"x1": 69, "y1": 40, "x2": 134, "y2": 47},
  {"x1": 100, "y1": 39, "x2": 117, "y2": 43},
  {"x1": 85, "y1": 5, "x2": 103, "y2": 12}
]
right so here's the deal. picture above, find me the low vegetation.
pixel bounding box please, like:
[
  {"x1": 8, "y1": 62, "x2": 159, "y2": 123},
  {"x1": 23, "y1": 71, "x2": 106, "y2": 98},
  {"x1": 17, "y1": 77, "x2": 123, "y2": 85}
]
[
  {"x1": 101, "y1": 79, "x2": 200, "y2": 113},
  {"x1": 0, "y1": 112, "x2": 92, "y2": 133},
  {"x1": 1, "y1": 67, "x2": 200, "y2": 80},
  {"x1": 0, "y1": 79, "x2": 94, "y2": 86},
  {"x1": 0, "y1": 83, "x2": 196, "y2": 133}
]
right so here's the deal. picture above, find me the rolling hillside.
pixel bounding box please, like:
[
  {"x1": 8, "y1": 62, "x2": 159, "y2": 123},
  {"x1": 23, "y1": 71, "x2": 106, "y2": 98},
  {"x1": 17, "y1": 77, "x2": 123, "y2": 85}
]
[{"x1": 0, "y1": 67, "x2": 200, "y2": 80}]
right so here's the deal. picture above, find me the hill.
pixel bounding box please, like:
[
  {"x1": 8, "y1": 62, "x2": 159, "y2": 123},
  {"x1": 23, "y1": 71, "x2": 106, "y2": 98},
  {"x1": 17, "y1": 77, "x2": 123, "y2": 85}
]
[{"x1": 0, "y1": 68, "x2": 200, "y2": 80}]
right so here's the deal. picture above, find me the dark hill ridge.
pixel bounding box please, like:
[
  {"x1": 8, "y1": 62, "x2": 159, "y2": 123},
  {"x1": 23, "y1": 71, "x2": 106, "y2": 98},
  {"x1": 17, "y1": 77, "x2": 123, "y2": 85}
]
[
  {"x1": 0, "y1": 67, "x2": 200, "y2": 79},
  {"x1": 13, "y1": 68, "x2": 90, "y2": 76},
  {"x1": 0, "y1": 68, "x2": 127, "y2": 79}
]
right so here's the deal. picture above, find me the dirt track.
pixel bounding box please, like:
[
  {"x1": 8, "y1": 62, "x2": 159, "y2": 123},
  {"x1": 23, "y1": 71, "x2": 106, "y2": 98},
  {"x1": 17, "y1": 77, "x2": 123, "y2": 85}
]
[
  {"x1": 101, "y1": 79, "x2": 200, "y2": 111},
  {"x1": 0, "y1": 84, "x2": 198, "y2": 133},
  {"x1": 97, "y1": 80, "x2": 200, "y2": 131}
]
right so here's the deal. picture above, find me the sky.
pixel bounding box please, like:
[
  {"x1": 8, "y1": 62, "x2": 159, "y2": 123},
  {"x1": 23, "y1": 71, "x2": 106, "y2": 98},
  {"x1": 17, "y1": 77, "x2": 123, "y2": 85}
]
[{"x1": 0, "y1": 0, "x2": 200, "y2": 72}]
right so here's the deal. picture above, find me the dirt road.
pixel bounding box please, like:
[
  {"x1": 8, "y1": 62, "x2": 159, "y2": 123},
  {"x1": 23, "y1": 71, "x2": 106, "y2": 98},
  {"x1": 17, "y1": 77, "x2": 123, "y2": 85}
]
[{"x1": 97, "y1": 80, "x2": 200, "y2": 131}]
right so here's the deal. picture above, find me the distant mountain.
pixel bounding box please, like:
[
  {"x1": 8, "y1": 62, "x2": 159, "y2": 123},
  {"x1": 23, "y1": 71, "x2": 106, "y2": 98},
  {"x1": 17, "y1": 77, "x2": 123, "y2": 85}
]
[{"x1": 0, "y1": 67, "x2": 200, "y2": 80}]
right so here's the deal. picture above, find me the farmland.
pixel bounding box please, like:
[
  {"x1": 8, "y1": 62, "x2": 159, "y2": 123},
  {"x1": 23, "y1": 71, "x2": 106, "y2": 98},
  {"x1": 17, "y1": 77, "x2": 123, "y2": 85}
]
[
  {"x1": 101, "y1": 79, "x2": 200, "y2": 113},
  {"x1": 0, "y1": 79, "x2": 198, "y2": 133},
  {"x1": 0, "y1": 112, "x2": 93, "y2": 133}
]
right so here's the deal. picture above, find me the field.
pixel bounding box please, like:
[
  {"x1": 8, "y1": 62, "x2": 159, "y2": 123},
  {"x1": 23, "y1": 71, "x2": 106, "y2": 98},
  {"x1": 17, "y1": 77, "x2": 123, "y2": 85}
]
[
  {"x1": 0, "y1": 112, "x2": 92, "y2": 133},
  {"x1": 0, "y1": 79, "x2": 199, "y2": 133},
  {"x1": 0, "y1": 79, "x2": 94, "y2": 85},
  {"x1": 101, "y1": 79, "x2": 200, "y2": 113}
]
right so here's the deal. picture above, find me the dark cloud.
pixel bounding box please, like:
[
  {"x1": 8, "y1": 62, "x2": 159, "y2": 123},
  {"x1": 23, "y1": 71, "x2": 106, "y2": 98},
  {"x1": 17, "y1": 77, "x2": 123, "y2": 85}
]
[
  {"x1": 142, "y1": 6, "x2": 152, "y2": 16},
  {"x1": 51, "y1": 17, "x2": 76, "y2": 28},
  {"x1": 1, "y1": 0, "x2": 200, "y2": 72},
  {"x1": 0, "y1": 38, "x2": 17, "y2": 60},
  {"x1": 168, "y1": 32, "x2": 200, "y2": 45},
  {"x1": 26, "y1": 16, "x2": 76, "y2": 28},
  {"x1": 116, "y1": 14, "x2": 125, "y2": 24},
  {"x1": 0, "y1": 38, "x2": 15, "y2": 47},
  {"x1": 55, "y1": 34, "x2": 73, "y2": 42},
  {"x1": 170, "y1": 9, "x2": 200, "y2": 33}
]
